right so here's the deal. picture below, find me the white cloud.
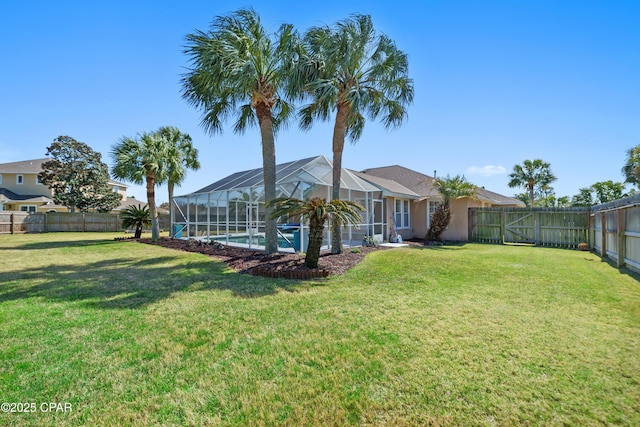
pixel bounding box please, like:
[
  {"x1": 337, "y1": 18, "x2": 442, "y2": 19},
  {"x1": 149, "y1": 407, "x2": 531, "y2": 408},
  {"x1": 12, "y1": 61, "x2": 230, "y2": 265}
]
[{"x1": 466, "y1": 165, "x2": 507, "y2": 177}]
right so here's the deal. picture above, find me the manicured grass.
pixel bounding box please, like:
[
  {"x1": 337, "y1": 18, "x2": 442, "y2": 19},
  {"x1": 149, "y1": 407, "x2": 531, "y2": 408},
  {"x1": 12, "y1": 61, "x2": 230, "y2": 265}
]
[{"x1": 0, "y1": 233, "x2": 639, "y2": 426}]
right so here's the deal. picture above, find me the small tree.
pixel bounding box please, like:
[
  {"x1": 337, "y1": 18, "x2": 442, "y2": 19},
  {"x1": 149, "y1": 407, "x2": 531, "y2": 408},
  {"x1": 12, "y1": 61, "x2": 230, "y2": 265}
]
[
  {"x1": 268, "y1": 197, "x2": 363, "y2": 268},
  {"x1": 120, "y1": 205, "x2": 151, "y2": 238},
  {"x1": 622, "y1": 145, "x2": 640, "y2": 188},
  {"x1": 572, "y1": 181, "x2": 628, "y2": 206},
  {"x1": 426, "y1": 175, "x2": 476, "y2": 241},
  {"x1": 508, "y1": 159, "x2": 557, "y2": 207},
  {"x1": 39, "y1": 135, "x2": 122, "y2": 212}
]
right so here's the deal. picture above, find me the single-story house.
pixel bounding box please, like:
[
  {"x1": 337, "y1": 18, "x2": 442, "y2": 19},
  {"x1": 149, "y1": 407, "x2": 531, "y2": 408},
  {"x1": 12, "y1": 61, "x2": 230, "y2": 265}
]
[
  {"x1": 173, "y1": 155, "x2": 523, "y2": 251},
  {"x1": 358, "y1": 165, "x2": 524, "y2": 241}
]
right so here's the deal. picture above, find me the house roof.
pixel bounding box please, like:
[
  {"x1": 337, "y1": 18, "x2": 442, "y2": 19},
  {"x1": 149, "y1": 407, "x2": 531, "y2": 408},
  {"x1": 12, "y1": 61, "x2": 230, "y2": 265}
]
[
  {"x1": 0, "y1": 158, "x2": 128, "y2": 188},
  {"x1": 186, "y1": 155, "x2": 379, "y2": 196},
  {"x1": 0, "y1": 158, "x2": 48, "y2": 174},
  {"x1": 349, "y1": 170, "x2": 419, "y2": 199},
  {"x1": 475, "y1": 187, "x2": 525, "y2": 206},
  {"x1": 361, "y1": 164, "x2": 524, "y2": 206},
  {"x1": 359, "y1": 165, "x2": 440, "y2": 198},
  {"x1": 0, "y1": 187, "x2": 53, "y2": 203}
]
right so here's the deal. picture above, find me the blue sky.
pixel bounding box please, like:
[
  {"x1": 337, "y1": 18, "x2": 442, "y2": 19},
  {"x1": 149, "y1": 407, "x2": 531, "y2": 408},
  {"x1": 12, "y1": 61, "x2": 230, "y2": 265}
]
[{"x1": 2, "y1": 0, "x2": 639, "y2": 203}]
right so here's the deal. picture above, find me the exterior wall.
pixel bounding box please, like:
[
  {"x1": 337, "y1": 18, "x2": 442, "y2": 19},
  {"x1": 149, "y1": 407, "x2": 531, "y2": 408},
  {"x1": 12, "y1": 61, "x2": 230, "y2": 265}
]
[
  {"x1": 411, "y1": 199, "x2": 428, "y2": 239},
  {"x1": 441, "y1": 198, "x2": 486, "y2": 241},
  {"x1": 0, "y1": 172, "x2": 53, "y2": 197},
  {"x1": 386, "y1": 196, "x2": 422, "y2": 241},
  {"x1": 112, "y1": 184, "x2": 128, "y2": 198}
]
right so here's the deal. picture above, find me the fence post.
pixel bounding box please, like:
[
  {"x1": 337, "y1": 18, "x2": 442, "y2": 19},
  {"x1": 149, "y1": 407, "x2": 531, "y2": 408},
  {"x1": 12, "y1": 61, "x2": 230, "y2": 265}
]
[
  {"x1": 617, "y1": 208, "x2": 626, "y2": 268},
  {"x1": 10, "y1": 213, "x2": 14, "y2": 234},
  {"x1": 600, "y1": 213, "x2": 607, "y2": 260}
]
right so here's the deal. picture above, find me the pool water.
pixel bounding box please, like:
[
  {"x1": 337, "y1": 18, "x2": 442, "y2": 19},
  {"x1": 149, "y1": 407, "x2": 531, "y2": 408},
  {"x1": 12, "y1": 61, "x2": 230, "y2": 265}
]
[{"x1": 216, "y1": 234, "x2": 294, "y2": 248}]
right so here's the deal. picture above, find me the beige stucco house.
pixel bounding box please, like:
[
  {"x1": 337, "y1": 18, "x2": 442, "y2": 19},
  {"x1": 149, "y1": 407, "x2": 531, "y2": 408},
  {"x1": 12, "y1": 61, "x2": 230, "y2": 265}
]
[
  {"x1": 358, "y1": 165, "x2": 524, "y2": 241},
  {"x1": 0, "y1": 158, "x2": 133, "y2": 213}
]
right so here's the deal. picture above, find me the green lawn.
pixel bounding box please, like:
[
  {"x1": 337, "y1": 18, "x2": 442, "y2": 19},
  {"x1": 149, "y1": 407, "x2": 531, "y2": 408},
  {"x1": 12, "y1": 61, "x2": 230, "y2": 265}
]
[{"x1": 0, "y1": 233, "x2": 639, "y2": 426}]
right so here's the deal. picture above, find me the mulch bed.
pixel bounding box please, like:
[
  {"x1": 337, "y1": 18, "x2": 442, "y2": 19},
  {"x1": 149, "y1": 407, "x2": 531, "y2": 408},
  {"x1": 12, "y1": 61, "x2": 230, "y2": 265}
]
[{"x1": 137, "y1": 237, "x2": 392, "y2": 278}]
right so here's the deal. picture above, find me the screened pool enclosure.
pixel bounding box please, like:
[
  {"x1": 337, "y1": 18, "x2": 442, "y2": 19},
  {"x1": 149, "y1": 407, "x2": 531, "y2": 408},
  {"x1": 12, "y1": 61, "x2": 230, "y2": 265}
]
[{"x1": 172, "y1": 156, "x2": 387, "y2": 252}]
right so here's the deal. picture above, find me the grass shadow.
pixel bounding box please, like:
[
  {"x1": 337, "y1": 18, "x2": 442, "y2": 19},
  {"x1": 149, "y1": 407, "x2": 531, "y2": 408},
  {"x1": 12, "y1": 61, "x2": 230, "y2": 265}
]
[{"x1": 0, "y1": 254, "x2": 304, "y2": 309}]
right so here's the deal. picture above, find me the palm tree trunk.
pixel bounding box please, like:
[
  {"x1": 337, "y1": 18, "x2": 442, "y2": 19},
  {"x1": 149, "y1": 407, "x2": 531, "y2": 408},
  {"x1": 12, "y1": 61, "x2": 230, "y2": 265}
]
[
  {"x1": 528, "y1": 183, "x2": 535, "y2": 207},
  {"x1": 305, "y1": 219, "x2": 325, "y2": 268},
  {"x1": 331, "y1": 103, "x2": 349, "y2": 254},
  {"x1": 256, "y1": 102, "x2": 278, "y2": 254},
  {"x1": 168, "y1": 182, "x2": 175, "y2": 239},
  {"x1": 146, "y1": 172, "x2": 159, "y2": 242}
]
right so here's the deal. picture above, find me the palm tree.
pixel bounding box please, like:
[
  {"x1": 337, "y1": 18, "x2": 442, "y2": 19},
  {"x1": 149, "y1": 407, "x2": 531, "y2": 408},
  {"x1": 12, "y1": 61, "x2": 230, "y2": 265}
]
[
  {"x1": 622, "y1": 145, "x2": 640, "y2": 188},
  {"x1": 427, "y1": 175, "x2": 476, "y2": 241},
  {"x1": 156, "y1": 126, "x2": 200, "y2": 238},
  {"x1": 297, "y1": 14, "x2": 414, "y2": 254},
  {"x1": 508, "y1": 159, "x2": 557, "y2": 207},
  {"x1": 120, "y1": 204, "x2": 151, "y2": 238},
  {"x1": 268, "y1": 197, "x2": 363, "y2": 268},
  {"x1": 111, "y1": 132, "x2": 167, "y2": 241},
  {"x1": 182, "y1": 8, "x2": 299, "y2": 254}
]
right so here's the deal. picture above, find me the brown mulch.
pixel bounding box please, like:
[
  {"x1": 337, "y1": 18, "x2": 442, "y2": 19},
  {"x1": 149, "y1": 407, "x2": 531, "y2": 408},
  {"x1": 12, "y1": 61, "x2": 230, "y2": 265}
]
[{"x1": 137, "y1": 237, "x2": 392, "y2": 277}]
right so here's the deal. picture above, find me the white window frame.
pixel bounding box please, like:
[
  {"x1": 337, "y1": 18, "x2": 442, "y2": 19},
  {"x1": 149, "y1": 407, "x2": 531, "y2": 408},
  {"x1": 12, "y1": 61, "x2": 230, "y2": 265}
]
[
  {"x1": 36, "y1": 174, "x2": 43, "y2": 185},
  {"x1": 20, "y1": 205, "x2": 37, "y2": 213},
  {"x1": 16, "y1": 174, "x2": 24, "y2": 185},
  {"x1": 394, "y1": 199, "x2": 411, "y2": 229},
  {"x1": 0, "y1": 174, "x2": 3, "y2": 184}
]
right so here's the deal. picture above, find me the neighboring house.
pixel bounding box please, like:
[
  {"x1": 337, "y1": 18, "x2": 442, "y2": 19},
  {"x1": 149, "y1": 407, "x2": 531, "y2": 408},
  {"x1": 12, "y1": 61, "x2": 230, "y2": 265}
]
[
  {"x1": 0, "y1": 158, "x2": 136, "y2": 213},
  {"x1": 173, "y1": 155, "x2": 524, "y2": 251},
  {"x1": 358, "y1": 165, "x2": 525, "y2": 241}
]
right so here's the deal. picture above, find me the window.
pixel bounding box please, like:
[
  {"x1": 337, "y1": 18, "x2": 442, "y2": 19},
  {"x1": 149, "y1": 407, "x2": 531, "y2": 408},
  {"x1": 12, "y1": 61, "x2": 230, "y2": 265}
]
[
  {"x1": 16, "y1": 174, "x2": 24, "y2": 185},
  {"x1": 113, "y1": 186, "x2": 119, "y2": 193},
  {"x1": 394, "y1": 199, "x2": 410, "y2": 229},
  {"x1": 20, "y1": 205, "x2": 36, "y2": 213},
  {"x1": 0, "y1": 174, "x2": 2, "y2": 184},
  {"x1": 36, "y1": 174, "x2": 43, "y2": 185}
]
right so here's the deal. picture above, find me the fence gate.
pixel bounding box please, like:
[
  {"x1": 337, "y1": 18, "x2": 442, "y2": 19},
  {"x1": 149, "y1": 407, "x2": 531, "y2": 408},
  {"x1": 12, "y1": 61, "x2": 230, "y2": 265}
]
[
  {"x1": 469, "y1": 207, "x2": 590, "y2": 248},
  {"x1": 504, "y1": 211, "x2": 535, "y2": 244}
]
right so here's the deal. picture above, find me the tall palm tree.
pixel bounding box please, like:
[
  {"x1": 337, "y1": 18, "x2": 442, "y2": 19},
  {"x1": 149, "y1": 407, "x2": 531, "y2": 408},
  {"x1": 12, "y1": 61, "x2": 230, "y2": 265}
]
[
  {"x1": 182, "y1": 8, "x2": 299, "y2": 254},
  {"x1": 111, "y1": 132, "x2": 167, "y2": 241},
  {"x1": 426, "y1": 175, "x2": 476, "y2": 241},
  {"x1": 508, "y1": 159, "x2": 557, "y2": 207},
  {"x1": 268, "y1": 197, "x2": 363, "y2": 268},
  {"x1": 297, "y1": 14, "x2": 414, "y2": 253},
  {"x1": 156, "y1": 126, "x2": 200, "y2": 238}
]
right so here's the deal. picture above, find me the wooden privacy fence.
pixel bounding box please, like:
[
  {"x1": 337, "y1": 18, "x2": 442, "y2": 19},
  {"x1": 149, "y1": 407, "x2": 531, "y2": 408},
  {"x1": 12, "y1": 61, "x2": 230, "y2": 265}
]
[
  {"x1": 591, "y1": 193, "x2": 640, "y2": 273},
  {"x1": 469, "y1": 207, "x2": 590, "y2": 248},
  {"x1": 0, "y1": 212, "x2": 170, "y2": 234}
]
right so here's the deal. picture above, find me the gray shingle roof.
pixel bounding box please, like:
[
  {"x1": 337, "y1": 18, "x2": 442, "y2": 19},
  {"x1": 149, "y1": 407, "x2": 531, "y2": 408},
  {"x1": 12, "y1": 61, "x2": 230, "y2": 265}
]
[
  {"x1": 0, "y1": 158, "x2": 48, "y2": 174},
  {"x1": 349, "y1": 170, "x2": 419, "y2": 198},
  {"x1": 361, "y1": 164, "x2": 524, "y2": 206},
  {"x1": 475, "y1": 187, "x2": 525, "y2": 206},
  {"x1": 359, "y1": 165, "x2": 440, "y2": 198}
]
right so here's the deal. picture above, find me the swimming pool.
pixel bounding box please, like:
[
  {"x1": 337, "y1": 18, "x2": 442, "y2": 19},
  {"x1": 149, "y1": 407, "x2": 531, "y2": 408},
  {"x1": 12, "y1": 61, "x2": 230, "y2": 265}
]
[{"x1": 214, "y1": 234, "x2": 295, "y2": 248}]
